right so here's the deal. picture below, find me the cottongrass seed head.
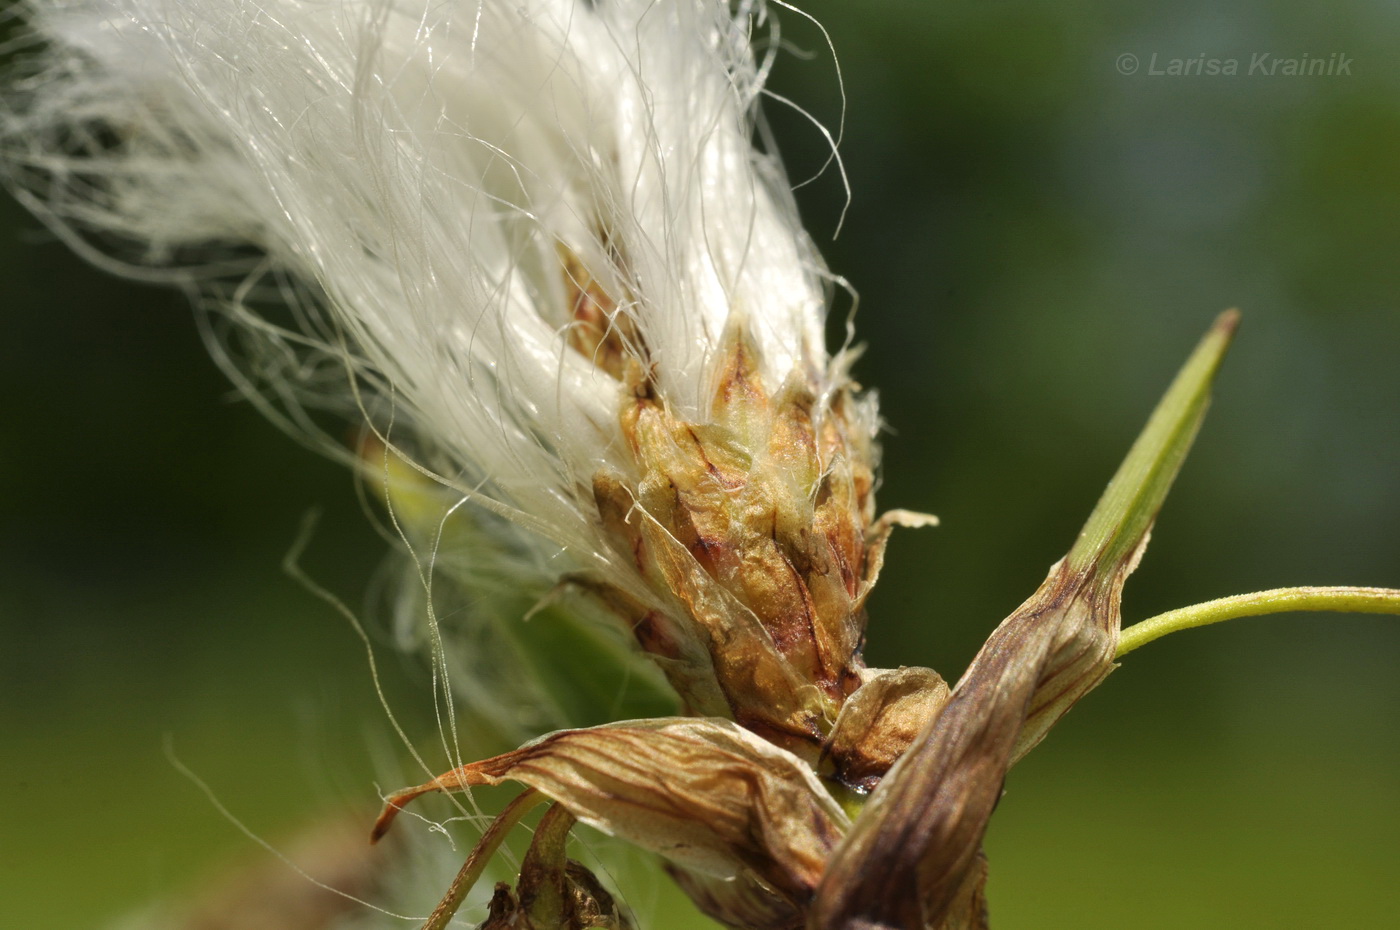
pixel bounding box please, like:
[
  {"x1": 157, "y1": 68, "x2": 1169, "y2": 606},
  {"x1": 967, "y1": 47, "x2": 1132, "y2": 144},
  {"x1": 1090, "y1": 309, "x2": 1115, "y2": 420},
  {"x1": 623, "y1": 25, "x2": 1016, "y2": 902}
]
[
  {"x1": 1, "y1": 0, "x2": 903, "y2": 924},
  {"x1": 2, "y1": 0, "x2": 886, "y2": 738},
  {"x1": 10, "y1": 1, "x2": 1398, "y2": 929}
]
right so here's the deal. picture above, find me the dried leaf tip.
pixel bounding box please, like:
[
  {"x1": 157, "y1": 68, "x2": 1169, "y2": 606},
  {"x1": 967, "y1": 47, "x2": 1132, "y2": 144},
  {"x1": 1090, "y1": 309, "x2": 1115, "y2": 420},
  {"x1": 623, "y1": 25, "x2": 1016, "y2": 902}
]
[{"x1": 374, "y1": 718, "x2": 850, "y2": 929}]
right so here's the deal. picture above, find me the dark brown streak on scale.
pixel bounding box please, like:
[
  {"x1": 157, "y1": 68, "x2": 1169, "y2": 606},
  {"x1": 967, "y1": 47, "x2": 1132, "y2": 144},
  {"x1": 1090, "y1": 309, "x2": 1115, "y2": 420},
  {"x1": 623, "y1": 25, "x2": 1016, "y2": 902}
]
[{"x1": 813, "y1": 558, "x2": 1120, "y2": 930}]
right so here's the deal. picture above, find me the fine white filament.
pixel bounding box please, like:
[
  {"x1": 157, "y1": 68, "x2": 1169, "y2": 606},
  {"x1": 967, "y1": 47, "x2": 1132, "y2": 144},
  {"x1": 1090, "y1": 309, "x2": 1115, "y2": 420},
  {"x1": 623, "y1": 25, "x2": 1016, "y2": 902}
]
[
  {"x1": 2, "y1": 0, "x2": 869, "y2": 808},
  {"x1": 2, "y1": 1, "x2": 867, "y2": 921},
  {"x1": 2, "y1": 0, "x2": 851, "y2": 571}
]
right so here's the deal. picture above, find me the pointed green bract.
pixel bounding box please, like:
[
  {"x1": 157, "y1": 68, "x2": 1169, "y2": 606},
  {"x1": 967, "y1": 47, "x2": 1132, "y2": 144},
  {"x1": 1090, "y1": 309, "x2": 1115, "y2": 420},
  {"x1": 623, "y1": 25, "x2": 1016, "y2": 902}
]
[
  {"x1": 1068, "y1": 309, "x2": 1239, "y2": 579},
  {"x1": 811, "y1": 313, "x2": 1242, "y2": 930}
]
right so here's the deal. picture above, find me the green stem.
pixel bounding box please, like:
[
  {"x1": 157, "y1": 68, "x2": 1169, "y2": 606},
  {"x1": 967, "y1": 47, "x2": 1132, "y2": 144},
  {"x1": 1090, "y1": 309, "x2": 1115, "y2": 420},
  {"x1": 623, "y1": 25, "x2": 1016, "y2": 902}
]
[
  {"x1": 520, "y1": 803, "x2": 579, "y2": 927},
  {"x1": 1117, "y1": 586, "x2": 1400, "y2": 657}
]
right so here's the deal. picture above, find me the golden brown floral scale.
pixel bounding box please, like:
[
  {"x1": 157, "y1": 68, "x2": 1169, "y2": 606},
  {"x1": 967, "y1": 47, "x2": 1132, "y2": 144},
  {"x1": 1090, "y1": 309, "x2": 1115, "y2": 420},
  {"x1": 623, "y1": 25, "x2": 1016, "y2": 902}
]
[{"x1": 373, "y1": 243, "x2": 962, "y2": 929}]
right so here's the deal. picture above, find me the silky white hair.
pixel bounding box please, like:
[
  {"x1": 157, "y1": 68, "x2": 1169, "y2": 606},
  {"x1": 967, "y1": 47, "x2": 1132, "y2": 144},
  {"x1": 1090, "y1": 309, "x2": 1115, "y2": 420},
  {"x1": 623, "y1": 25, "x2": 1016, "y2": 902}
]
[
  {"x1": 1, "y1": 0, "x2": 870, "y2": 728},
  {"x1": 3, "y1": 2, "x2": 862, "y2": 922},
  {"x1": 2, "y1": 0, "x2": 852, "y2": 572}
]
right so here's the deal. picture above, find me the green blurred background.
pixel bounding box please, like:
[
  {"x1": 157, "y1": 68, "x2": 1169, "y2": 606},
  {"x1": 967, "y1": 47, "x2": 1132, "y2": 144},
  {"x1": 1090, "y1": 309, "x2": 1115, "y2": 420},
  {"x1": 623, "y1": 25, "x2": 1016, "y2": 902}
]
[{"x1": 2, "y1": 0, "x2": 1398, "y2": 927}]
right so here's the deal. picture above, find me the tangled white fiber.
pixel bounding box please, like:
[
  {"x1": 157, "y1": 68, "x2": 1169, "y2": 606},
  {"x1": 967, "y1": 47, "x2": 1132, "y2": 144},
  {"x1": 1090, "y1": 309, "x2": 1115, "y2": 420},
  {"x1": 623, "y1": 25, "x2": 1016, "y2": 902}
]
[
  {"x1": 1, "y1": 0, "x2": 850, "y2": 566},
  {"x1": 1, "y1": 0, "x2": 864, "y2": 726},
  {"x1": 1, "y1": 1, "x2": 858, "y2": 921}
]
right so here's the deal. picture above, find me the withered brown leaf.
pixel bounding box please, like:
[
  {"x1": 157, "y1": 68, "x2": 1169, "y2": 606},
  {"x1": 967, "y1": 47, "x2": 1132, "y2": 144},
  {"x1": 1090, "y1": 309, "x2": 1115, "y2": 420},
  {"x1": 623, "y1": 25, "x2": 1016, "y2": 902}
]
[{"x1": 375, "y1": 717, "x2": 851, "y2": 910}]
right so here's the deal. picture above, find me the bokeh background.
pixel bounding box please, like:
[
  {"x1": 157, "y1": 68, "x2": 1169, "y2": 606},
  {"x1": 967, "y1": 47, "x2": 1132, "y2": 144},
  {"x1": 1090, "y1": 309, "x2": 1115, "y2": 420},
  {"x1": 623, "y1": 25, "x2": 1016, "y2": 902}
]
[{"x1": 3, "y1": 1, "x2": 1398, "y2": 927}]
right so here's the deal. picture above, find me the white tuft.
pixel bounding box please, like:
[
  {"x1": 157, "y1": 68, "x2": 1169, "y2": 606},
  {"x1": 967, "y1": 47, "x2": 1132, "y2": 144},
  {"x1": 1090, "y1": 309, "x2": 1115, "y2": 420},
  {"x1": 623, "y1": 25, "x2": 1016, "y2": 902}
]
[
  {"x1": 5, "y1": 2, "x2": 863, "y2": 923},
  {"x1": 2, "y1": 0, "x2": 847, "y2": 582}
]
